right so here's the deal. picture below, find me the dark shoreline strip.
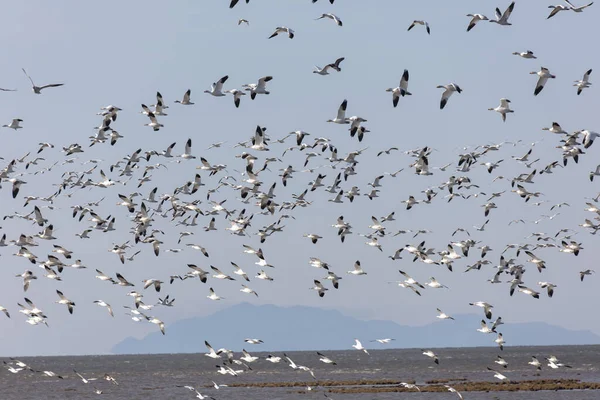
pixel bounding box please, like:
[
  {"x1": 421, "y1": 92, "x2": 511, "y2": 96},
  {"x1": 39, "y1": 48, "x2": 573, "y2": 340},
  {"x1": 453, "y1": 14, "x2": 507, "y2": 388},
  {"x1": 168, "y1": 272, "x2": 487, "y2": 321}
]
[{"x1": 222, "y1": 379, "x2": 600, "y2": 392}]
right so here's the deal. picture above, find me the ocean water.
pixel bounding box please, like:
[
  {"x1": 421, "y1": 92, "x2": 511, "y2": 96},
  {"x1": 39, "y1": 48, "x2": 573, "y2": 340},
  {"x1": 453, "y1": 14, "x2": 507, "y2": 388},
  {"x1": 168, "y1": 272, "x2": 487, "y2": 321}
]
[{"x1": 1, "y1": 345, "x2": 599, "y2": 399}]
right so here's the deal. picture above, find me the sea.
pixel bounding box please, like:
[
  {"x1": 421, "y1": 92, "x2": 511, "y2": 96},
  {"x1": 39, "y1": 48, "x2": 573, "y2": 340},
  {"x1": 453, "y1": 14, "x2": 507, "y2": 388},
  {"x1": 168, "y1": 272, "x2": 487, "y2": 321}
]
[{"x1": 1, "y1": 345, "x2": 599, "y2": 399}]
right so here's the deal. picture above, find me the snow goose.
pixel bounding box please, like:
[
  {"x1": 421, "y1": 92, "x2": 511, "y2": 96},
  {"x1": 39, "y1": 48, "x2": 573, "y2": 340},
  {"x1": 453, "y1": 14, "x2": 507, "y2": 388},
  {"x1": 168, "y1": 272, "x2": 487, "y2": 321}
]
[
  {"x1": 317, "y1": 352, "x2": 337, "y2": 365},
  {"x1": 565, "y1": 0, "x2": 594, "y2": 12},
  {"x1": 327, "y1": 99, "x2": 349, "y2": 124},
  {"x1": 323, "y1": 271, "x2": 341, "y2": 288},
  {"x1": 93, "y1": 300, "x2": 114, "y2": 317},
  {"x1": 426, "y1": 277, "x2": 448, "y2": 289},
  {"x1": 347, "y1": 260, "x2": 366, "y2": 275},
  {"x1": 242, "y1": 76, "x2": 273, "y2": 99},
  {"x1": 269, "y1": 26, "x2": 294, "y2": 39},
  {"x1": 513, "y1": 50, "x2": 536, "y2": 59},
  {"x1": 495, "y1": 332, "x2": 505, "y2": 350},
  {"x1": 227, "y1": 89, "x2": 246, "y2": 108},
  {"x1": 436, "y1": 83, "x2": 462, "y2": 109},
  {"x1": 477, "y1": 320, "x2": 494, "y2": 333},
  {"x1": 21, "y1": 68, "x2": 64, "y2": 94},
  {"x1": 444, "y1": 385, "x2": 464, "y2": 400},
  {"x1": 488, "y1": 98, "x2": 513, "y2": 122},
  {"x1": 574, "y1": 68, "x2": 592, "y2": 95},
  {"x1": 143, "y1": 279, "x2": 163, "y2": 292},
  {"x1": 207, "y1": 287, "x2": 224, "y2": 300},
  {"x1": 241, "y1": 349, "x2": 259, "y2": 363},
  {"x1": 542, "y1": 122, "x2": 567, "y2": 134},
  {"x1": 372, "y1": 338, "x2": 395, "y2": 344},
  {"x1": 436, "y1": 308, "x2": 455, "y2": 320},
  {"x1": 538, "y1": 281, "x2": 557, "y2": 297},
  {"x1": 240, "y1": 285, "x2": 258, "y2": 297},
  {"x1": 352, "y1": 339, "x2": 369, "y2": 354},
  {"x1": 422, "y1": 349, "x2": 439, "y2": 364},
  {"x1": 469, "y1": 301, "x2": 493, "y2": 319},
  {"x1": 315, "y1": 13, "x2": 343, "y2": 26},
  {"x1": 531, "y1": 67, "x2": 556, "y2": 95},
  {"x1": 386, "y1": 69, "x2": 411, "y2": 107},
  {"x1": 313, "y1": 57, "x2": 345, "y2": 75},
  {"x1": 466, "y1": 14, "x2": 488, "y2": 31},
  {"x1": 180, "y1": 138, "x2": 196, "y2": 159},
  {"x1": 580, "y1": 269, "x2": 594, "y2": 281},
  {"x1": 2, "y1": 118, "x2": 23, "y2": 130},
  {"x1": 211, "y1": 266, "x2": 235, "y2": 280},
  {"x1": 529, "y1": 356, "x2": 542, "y2": 370},
  {"x1": 407, "y1": 20, "x2": 430, "y2": 34},
  {"x1": 265, "y1": 355, "x2": 281, "y2": 363},
  {"x1": 487, "y1": 367, "x2": 510, "y2": 381},
  {"x1": 174, "y1": 89, "x2": 194, "y2": 105},
  {"x1": 204, "y1": 341, "x2": 222, "y2": 359},
  {"x1": 144, "y1": 112, "x2": 164, "y2": 131},
  {"x1": 311, "y1": 280, "x2": 328, "y2": 297},
  {"x1": 204, "y1": 75, "x2": 229, "y2": 96},
  {"x1": 490, "y1": 2, "x2": 515, "y2": 25},
  {"x1": 55, "y1": 290, "x2": 75, "y2": 314},
  {"x1": 547, "y1": 4, "x2": 571, "y2": 18}
]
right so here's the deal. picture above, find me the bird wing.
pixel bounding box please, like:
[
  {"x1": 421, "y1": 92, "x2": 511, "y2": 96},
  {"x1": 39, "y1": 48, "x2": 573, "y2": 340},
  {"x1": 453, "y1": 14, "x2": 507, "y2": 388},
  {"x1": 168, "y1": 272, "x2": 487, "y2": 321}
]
[
  {"x1": 21, "y1": 68, "x2": 35, "y2": 86},
  {"x1": 337, "y1": 99, "x2": 347, "y2": 119}
]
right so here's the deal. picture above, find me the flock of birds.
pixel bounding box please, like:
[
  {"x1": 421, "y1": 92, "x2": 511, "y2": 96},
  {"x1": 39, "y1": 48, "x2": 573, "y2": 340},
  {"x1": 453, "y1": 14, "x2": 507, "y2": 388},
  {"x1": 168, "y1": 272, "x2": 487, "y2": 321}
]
[{"x1": 1, "y1": 0, "x2": 599, "y2": 398}]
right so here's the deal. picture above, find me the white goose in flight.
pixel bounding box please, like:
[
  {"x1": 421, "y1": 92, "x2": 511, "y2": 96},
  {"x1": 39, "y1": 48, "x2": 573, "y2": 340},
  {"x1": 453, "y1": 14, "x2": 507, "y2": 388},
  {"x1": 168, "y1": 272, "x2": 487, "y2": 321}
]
[
  {"x1": 144, "y1": 112, "x2": 164, "y2": 131},
  {"x1": 565, "y1": 0, "x2": 594, "y2": 13},
  {"x1": 2, "y1": 118, "x2": 23, "y2": 130},
  {"x1": 547, "y1": 4, "x2": 571, "y2": 18},
  {"x1": 436, "y1": 308, "x2": 455, "y2": 320},
  {"x1": 315, "y1": 13, "x2": 343, "y2": 26},
  {"x1": 269, "y1": 27, "x2": 294, "y2": 39},
  {"x1": 488, "y1": 98, "x2": 514, "y2": 122},
  {"x1": 466, "y1": 14, "x2": 488, "y2": 31},
  {"x1": 21, "y1": 68, "x2": 64, "y2": 94},
  {"x1": 55, "y1": 290, "x2": 75, "y2": 314},
  {"x1": 347, "y1": 260, "x2": 366, "y2": 275},
  {"x1": 311, "y1": 280, "x2": 328, "y2": 297},
  {"x1": 487, "y1": 367, "x2": 510, "y2": 381},
  {"x1": 352, "y1": 339, "x2": 369, "y2": 354},
  {"x1": 240, "y1": 349, "x2": 259, "y2": 363},
  {"x1": 204, "y1": 341, "x2": 222, "y2": 359},
  {"x1": 469, "y1": 301, "x2": 493, "y2": 319},
  {"x1": 386, "y1": 69, "x2": 411, "y2": 108},
  {"x1": 512, "y1": 50, "x2": 536, "y2": 59},
  {"x1": 242, "y1": 76, "x2": 273, "y2": 99},
  {"x1": 204, "y1": 75, "x2": 229, "y2": 97},
  {"x1": 407, "y1": 20, "x2": 430, "y2": 34},
  {"x1": 422, "y1": 349, "x2": 439, "y2": 364},
  {"x1": 490, "y1": 2, "x2": 515, "y2": 26},
  {"x1": 313, "y1": 57, "x2": 345, "y2": 75},
  {"x1": 531, "y1": 67, "x2": 556, "y2": 96},
  {"x1": 436, "y1": 84, "x2": 462, "y2": 109},
  {"x1": 174, "y1": 89, "x2": 194, "y2": 105},
  {"x1": 227, "y1": 89, "x2": 246, "y2": 108},
  {"x1": 574, "y1": 68, "x2": 592, "y2": 95},
  {"x1": 327, "y1": 99, "x2": 349, "y2": 124}
]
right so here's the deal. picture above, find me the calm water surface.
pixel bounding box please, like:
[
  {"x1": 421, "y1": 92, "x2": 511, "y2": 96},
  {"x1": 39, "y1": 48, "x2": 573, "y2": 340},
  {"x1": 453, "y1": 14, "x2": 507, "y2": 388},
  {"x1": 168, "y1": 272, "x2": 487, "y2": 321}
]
[{"x1": 2, "y1": 345, "x2": 599, "y2": 399}]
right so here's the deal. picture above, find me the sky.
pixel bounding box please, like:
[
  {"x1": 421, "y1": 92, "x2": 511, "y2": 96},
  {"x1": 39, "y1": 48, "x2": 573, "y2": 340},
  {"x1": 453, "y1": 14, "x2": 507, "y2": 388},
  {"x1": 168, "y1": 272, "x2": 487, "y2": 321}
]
[{"x1": 0, "y1": 0, "x2": 599, "y2": 356}]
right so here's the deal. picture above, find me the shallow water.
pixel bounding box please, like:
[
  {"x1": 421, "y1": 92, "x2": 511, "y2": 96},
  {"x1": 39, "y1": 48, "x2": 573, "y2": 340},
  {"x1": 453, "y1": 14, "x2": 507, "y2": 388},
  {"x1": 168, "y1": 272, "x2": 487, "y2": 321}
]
[{"x1": 2, "y1": 345, "x2": 599, "y2": 399}]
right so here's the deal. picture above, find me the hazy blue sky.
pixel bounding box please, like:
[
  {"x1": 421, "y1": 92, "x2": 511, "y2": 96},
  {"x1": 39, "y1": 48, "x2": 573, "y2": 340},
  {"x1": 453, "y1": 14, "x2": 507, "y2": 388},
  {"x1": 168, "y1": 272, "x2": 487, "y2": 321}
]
[{"x1": 0, "y1": 0, "x2": 599, "y2": 356}]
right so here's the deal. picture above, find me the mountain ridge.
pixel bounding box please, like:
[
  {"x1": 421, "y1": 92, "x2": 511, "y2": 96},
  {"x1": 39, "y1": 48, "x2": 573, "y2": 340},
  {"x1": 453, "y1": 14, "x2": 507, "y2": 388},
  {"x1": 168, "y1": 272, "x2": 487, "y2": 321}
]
[{"x1": 112, "y1": 302, "x2": 600, "y2": 354}]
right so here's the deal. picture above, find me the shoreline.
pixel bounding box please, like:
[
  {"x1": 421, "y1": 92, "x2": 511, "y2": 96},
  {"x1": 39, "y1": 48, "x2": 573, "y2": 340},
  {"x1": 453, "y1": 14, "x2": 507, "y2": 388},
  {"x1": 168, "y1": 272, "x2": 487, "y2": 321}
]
[{"x1": 221, "y1": 379, "x2": 600, "y2": 393}]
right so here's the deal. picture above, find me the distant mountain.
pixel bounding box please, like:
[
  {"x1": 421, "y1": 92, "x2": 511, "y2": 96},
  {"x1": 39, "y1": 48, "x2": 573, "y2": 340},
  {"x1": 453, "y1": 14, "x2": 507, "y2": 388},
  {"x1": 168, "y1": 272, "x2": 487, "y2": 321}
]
[{"x1": 112, "y1": 302, "x2": 600, "y2": 354}]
